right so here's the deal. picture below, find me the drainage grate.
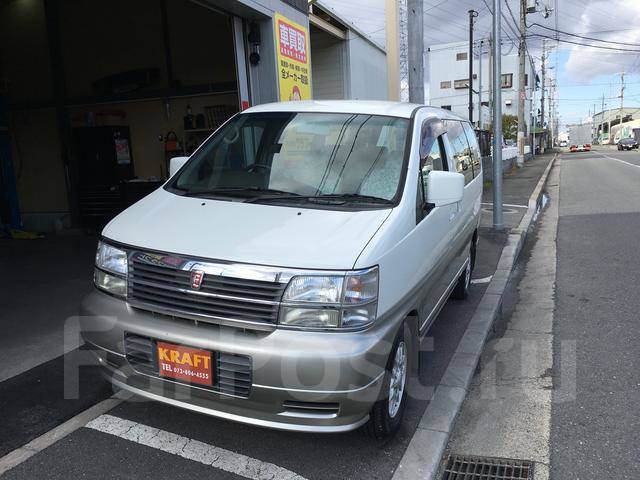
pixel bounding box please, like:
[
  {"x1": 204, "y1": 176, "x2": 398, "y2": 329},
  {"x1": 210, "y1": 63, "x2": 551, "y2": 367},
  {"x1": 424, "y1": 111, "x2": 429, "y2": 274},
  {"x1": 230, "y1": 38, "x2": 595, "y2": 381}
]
[{"x1": 441, "y1": 455, "x2": 534, "y2": 479}]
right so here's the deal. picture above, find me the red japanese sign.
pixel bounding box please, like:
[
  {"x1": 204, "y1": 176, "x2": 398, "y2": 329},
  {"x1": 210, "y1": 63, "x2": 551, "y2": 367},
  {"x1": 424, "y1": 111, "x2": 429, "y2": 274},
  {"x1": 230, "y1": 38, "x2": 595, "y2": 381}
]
[{"x1": 277, "y1": 19, "x2": 307, "y2": 64}]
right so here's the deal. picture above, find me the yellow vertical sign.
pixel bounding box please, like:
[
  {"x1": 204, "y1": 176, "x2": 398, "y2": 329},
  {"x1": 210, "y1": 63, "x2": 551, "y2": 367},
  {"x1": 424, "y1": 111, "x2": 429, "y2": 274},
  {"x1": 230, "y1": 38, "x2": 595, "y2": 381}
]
[{"x1": 274, "y1": 13, "x2": 312, "y2": 101}]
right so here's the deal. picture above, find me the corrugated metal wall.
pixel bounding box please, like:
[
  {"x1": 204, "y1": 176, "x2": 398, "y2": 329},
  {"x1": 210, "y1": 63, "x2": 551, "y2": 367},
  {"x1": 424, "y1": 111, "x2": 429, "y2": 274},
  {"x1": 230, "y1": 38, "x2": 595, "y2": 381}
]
[{"x1": 310, "y1": 29, "x2": 346, "y2": 100}]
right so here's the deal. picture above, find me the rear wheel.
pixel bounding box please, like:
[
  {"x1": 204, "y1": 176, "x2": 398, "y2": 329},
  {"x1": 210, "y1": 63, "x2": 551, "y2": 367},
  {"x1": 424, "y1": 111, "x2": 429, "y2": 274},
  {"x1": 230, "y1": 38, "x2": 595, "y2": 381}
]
[
  {"x1": 451, "y1": 250, "x2": 472, "y2": 300},
  {"x1": 364, "y1": 327, "x2": 408, "y2": 439}
]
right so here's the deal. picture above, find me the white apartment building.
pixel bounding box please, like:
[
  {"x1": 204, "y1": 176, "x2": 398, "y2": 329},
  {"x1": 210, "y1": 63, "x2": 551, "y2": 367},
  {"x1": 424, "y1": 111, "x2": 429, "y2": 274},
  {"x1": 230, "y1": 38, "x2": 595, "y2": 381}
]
[{"x1": 428, "y1": 41, "x2": 537, "y2": 133}]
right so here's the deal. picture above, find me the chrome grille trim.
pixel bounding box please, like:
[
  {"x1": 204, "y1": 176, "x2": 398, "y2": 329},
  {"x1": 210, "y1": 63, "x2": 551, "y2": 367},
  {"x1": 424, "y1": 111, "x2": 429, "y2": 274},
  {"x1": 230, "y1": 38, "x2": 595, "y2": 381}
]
[
  {"x1": 131, "y1": 276, "x2": 279, "y2": 306},
  {"x1": 127, "y1": 251, "x2": 287, "y2": 328}
]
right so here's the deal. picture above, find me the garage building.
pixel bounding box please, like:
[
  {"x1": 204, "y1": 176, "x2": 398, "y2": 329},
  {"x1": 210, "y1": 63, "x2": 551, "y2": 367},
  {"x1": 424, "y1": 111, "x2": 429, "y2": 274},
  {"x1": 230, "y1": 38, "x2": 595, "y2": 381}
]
[{"x1": 0, "y1": 0, "x2": 309, "y2": 233}]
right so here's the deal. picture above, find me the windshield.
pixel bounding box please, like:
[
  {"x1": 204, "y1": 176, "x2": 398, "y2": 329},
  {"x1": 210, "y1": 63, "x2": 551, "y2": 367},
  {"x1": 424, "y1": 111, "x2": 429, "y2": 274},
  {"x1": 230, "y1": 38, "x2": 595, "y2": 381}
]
[{"x1": 168, "y1": 112, "x2": 409, "y2": 206}]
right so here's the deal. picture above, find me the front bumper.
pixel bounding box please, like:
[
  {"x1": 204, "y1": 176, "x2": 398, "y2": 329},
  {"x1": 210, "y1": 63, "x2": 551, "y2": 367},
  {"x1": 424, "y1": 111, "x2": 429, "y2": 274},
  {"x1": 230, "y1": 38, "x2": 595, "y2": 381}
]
[{"x1": 80, "y1": 290, "x2": 399, "y2": 432}]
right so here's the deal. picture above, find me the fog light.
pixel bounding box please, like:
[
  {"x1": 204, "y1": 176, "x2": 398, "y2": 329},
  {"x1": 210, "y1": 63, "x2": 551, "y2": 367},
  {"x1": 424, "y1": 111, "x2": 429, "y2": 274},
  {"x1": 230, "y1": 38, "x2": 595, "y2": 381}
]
[
  {"x1": 94, "y1": 269, "x2": 127, "y2": 297},
  {"x1": 280, "y1": 307, "x2": 341, "y2": 328}
]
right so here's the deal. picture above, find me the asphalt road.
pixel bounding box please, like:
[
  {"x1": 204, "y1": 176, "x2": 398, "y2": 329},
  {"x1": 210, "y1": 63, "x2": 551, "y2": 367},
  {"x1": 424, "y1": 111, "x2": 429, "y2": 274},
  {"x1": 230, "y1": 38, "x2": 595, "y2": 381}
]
[{"x1": 550, "y1": 148, "x2": 640, "y2": 479}]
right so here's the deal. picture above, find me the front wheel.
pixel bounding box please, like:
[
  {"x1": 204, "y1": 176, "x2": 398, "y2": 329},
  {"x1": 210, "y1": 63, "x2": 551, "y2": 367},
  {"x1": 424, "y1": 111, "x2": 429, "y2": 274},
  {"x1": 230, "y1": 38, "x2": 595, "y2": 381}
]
[{"x1": 364, "y1": 328, "x2": 408, "y2": 439}]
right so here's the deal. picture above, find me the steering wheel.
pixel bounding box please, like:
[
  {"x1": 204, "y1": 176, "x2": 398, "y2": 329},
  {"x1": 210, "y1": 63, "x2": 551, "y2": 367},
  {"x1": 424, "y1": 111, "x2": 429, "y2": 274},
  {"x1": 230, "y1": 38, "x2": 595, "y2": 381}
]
[{"x1": 245, "y1": 164, "x2": 271, "y2": 172}]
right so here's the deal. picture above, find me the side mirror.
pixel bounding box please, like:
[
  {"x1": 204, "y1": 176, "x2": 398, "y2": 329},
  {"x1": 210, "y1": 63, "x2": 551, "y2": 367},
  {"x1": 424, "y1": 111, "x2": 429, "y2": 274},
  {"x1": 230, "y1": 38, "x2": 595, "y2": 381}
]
[
  {"x1": 426, "y1": 171, "x2": 464, "y2": 207},
  {"x1": 169, "y1": 156, "x2": 189, "y2": 178}
]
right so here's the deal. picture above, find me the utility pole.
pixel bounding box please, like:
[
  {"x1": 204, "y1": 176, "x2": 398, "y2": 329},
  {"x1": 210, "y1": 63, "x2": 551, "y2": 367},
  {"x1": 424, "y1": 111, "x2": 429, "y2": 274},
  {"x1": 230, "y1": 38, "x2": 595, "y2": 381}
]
[
  {"x1": 407, "y1": 0, "x2": 424, "y2": 103},
  {"x1": 468, "y1": 9, "x2": 478, "y2": 122},
  {"x1": 593, "y1": 103, "x2": 597, "y2": 142},
  {"x1": 516, "y1": 0, "x2": 526, "y2": 167},
  {"x1": 608, "y1": 82, "x2": 612, "y2": 143},
  {"x1": 550, "y1": 90, "x2": 556, "y2": 149},
  {"x1": 601, "y1": 93, "x2": 605, "y2": 141},
  {"x1": 619, "y1": 69, "x2": 625, "y2": 128},
  {"x1": 540, "y1": 39, "x2": 546, "y2": 154},
  {"x1": 492, "y1": 0, "x2": 503, "y2": 230},
  {"x1": 478, "y1": 40, "x2": 483, "y2": 128},
  {"x1": 489, "y1": 36, "x2": 493, "y2": 115},
  {"x1": 385, "y1": 0, "x2": 400, "y2": 101},
  {"x1": 529, "y1": 66, "x2": 535, "y2": 154},
  {"x1": 531, "y1": 81, "x2": 536, "y2": 154}
]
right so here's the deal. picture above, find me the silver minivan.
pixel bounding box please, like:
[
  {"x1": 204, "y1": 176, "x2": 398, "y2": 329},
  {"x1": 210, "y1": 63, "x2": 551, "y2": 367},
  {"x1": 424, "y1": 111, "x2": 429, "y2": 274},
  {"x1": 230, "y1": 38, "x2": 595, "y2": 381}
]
[{"x1": 81, "y1": 100, "x2": 482, "y2": 438}]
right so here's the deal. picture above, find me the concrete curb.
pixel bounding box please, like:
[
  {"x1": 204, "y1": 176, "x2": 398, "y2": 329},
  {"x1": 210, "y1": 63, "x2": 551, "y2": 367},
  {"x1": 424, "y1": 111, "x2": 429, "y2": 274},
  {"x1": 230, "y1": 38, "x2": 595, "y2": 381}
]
[{"x1": 392, "y1": 154, "x2": 558, "y2": 480}]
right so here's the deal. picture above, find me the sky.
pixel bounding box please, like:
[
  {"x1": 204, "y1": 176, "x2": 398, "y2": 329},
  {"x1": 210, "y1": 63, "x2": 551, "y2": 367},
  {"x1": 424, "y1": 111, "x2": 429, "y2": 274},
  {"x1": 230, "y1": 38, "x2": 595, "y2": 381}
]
[{"x1": 321, "y1": 0, "x2": 640, "y2": 129}]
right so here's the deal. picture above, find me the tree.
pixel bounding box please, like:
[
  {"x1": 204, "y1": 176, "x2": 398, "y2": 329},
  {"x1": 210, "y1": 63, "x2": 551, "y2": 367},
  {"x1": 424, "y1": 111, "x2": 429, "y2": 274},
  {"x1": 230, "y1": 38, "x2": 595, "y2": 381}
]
[
  {"x1": 502, "y1": 114, "x2": 518, "y2": 141},
  {"x1": 485, "y1": 114, "x2": 519, "y2": 142}
]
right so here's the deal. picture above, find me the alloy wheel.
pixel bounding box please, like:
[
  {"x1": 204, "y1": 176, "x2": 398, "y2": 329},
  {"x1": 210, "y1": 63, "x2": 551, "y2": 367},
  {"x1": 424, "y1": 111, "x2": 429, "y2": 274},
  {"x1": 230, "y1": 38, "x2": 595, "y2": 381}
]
[{"x1": 388, "y1": 341, "x2": 407, "y2": 418}]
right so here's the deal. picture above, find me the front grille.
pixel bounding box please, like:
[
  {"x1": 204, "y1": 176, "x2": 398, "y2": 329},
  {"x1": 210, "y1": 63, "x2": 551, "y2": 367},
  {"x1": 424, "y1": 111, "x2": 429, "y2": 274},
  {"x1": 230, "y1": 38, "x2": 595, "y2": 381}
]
[
  {"x1": 128, "y1": 252, "x2": 286, "y2": 326},
  {"x1": 217, "y1": 353, "x2": 252, "y2": 397},
  {"x1": 124, "y1": 334, "x2": 253, "y2": 398},
  {"x1": 124, "y1": 333, "x2": 157, "y2": 375}
]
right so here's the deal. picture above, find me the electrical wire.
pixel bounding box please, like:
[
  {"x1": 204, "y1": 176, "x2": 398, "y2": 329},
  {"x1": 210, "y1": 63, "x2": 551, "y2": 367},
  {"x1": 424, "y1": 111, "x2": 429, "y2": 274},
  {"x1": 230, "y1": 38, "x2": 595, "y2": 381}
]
[
  {"x1": 526, "y1": 33, "x2": 640, "y2": 53},
  {"x1": 529, "y1": 22, "x2": 640, "y2": 47}
]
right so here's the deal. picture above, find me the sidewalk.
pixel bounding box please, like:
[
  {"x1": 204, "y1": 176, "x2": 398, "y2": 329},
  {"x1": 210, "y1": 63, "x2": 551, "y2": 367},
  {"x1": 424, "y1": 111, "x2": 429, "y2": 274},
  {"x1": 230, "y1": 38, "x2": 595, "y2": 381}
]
[
  {"x1": 393, "y1": 152, "x2": 557, "y2": 479},
  {"x1": 480, "y1": 151, "x2": 558, "y2": 230},
  {"x1": 441, "y1": 161, "x2": 560, "y2": 479}
]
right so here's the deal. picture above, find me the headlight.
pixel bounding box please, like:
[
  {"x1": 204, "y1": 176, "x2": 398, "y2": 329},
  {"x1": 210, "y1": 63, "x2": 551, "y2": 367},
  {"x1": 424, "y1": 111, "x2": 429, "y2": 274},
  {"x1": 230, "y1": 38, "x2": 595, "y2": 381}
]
[
  {"x1": 95, "y1": 241, "x2": 127, "y2": 297},
  {"x1": 96, "y1": 241, "x2": 128, "y2": 276},
  {"x1": 280, "y1": 267, "x2": 378, "y2": 329}
]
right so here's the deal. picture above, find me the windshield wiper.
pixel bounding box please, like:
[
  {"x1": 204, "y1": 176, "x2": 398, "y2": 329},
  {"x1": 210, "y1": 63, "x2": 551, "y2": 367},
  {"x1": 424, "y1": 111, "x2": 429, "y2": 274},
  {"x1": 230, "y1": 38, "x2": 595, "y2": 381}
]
[
  {"x1": 317, "y1": 193, "x2": 394, "y2": 204},
  {"x1": 186, "y1": 187, "x2": 299, "y2": 199},
  {"x1": 246, "y1": 193, "x2": 393, "y2": 205}
]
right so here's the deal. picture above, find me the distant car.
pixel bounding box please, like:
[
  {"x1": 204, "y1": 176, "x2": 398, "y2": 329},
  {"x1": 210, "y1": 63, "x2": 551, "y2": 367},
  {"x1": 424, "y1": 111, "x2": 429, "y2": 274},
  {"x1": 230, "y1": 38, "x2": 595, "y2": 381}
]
[
  {"x1": 570, "y1": 144, "x2": 591, "y2": 152},
  {"x1": 617, "y1": 138, "x2": 638, "y2": 151},
  {"x1": 559, "y1": 140, "x2": 568, "y2": 147}
]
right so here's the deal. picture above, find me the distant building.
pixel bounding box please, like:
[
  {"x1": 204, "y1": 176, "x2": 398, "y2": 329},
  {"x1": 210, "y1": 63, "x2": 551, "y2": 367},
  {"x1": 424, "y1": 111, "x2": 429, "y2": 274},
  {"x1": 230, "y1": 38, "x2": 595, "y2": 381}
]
[
  {"x1": 428, "y1": 41, "x2": 537, "y2": 133},
  {"x1": 592, "y1": 107, "x2": 640, "y2": 144}
]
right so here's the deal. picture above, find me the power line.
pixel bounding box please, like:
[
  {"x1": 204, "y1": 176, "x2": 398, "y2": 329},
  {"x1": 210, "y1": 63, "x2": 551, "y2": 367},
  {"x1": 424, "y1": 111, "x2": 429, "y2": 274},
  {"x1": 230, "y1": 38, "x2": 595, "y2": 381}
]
[
  {"x1": 526, "y1": 33, "x2": 640, "y2": 53},
  {"x1": 529, "y1": 22, "x2": 640, "y2": 47}
]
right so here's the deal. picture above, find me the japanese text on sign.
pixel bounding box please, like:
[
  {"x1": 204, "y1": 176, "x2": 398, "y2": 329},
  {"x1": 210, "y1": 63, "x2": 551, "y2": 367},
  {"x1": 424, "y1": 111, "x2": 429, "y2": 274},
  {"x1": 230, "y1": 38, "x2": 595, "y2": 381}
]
[{"x1": 275, "y1": 13, "x2": 312, "y2": 101}]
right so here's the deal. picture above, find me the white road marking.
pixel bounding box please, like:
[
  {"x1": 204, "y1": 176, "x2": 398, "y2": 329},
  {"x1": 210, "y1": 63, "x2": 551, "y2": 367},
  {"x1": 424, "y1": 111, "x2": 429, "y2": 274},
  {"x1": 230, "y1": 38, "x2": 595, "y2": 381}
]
[
  {"x1": 85, "y1": 414, "x2": 308, "y2": 480},
  {"x1": 470, "y1": 276, "x2": 493, "y2": 285},
  {"x1": 599, "y1": 153, "x2": 640, "y2": 170},
  {"x1": 481, "y1": 202, "x2": 529, "y2": 209},
  {"x1": 0, "y1": 391, "x2": 131, "y2": 476}
]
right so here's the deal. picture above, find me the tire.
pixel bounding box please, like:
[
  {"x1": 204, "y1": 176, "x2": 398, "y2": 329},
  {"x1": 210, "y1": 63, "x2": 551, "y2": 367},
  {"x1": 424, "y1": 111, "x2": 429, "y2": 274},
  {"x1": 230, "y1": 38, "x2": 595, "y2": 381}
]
[
  {"x1": 470, "y1": 237, "x2": 477, "y2": 273},
  {"x1": 451, "y1": 250, "x2": 472, "y2": 300},
  {"x1": 363, "y1": 327, "x2": 408, "y2": 439}
]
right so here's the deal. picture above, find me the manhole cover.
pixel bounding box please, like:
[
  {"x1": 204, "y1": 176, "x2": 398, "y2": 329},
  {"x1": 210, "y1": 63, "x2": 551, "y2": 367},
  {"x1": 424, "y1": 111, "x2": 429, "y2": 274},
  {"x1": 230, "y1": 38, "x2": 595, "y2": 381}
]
[{"x1": 441, "y1": 455, "x2": 534, "y2": 479}]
